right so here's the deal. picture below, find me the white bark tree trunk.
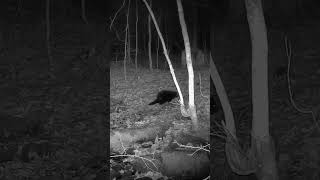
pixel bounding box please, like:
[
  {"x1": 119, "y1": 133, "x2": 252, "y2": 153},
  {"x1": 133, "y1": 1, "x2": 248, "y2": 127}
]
[
  {"x1": 176, "y1": 0, "x2": 198, "y2": 130},
  {"x1": 141, "y1": 0, "x2": 186, "y2": 116}
]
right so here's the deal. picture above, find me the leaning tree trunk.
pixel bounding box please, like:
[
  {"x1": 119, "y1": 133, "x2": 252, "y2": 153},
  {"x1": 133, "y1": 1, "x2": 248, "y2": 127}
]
[
  {"x1": 176, "y1": 0, "x2": 198, "y2": 131},
  {"x1": 245, "y1": 0, "x2": 278, "y2": 179},
  {"x1": 141, "y1": 0, "x2": 186, "y2": 119}
]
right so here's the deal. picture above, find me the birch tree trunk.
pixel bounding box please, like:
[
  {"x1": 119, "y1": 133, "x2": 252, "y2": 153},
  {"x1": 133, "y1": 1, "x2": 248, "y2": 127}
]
[
  {"x1": 245, "y1": 0, "x2": 278, "y2": 179},
  {"x1": 176, "y1": 0, "x2": 198, "y2": 130},
  {"x1": 141, "y1": 0, "x2": 186, "y2": 117}
]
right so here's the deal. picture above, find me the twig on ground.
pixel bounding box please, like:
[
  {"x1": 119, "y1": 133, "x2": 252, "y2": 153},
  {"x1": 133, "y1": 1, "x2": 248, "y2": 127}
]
[
  {"x1": 112, "y1": 133, "x2": 160, "y2": 172},
  {"x1": 173, "y1": 140, "x2": 210, "y2": 154}
]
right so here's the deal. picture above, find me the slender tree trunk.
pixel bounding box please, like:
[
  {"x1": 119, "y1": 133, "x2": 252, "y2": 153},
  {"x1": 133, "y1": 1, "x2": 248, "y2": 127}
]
[
  {"x1": 81, "y1": 0, "x2": 88, "y2": 24},
  {"x1": 124, "y1": 32, "x2": 127, "y2": 80},
  {"x1": 123, "y1": 0, "x2": 130, "y2": 80},
  {"x1": 245, "y1": 0, "x2": 278, "y2": 179},
  {"x1": 148, "y1": 0, "x2": 153, "y2": 70},
  {"x1": 143, "y1": 31, "x2": 146, "y2": 54},
  {"x1": 127, "y1": 0, "x2": 131, "y2": 63},
  {"x1": 142, "y1": 0, "x2": 186, "y2": 110},
  {"x1": 135, "y1": 0, "x2": 138, "y2": 70},
  {"x1": 209, "y1": 22, "x2": 237, "y2": 150},
  {"x1": 156, "y1": 34, "x2": 159, "y2": 69},
  {"x1": 176, "y1": 0, "x2": 198, "y2": 131},
  {"x1": 164, "y1": 13, "x2": 169, "y2": 69},
  {"x1": 156, "y1": 14, "x2": 162, "y2": 69},
  {"x1": 46, "y1": 0, "x2": 54, "y2": 76}
]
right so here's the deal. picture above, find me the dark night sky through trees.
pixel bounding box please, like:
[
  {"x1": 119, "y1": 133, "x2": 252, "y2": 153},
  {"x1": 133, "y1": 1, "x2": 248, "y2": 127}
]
[{"x1": 1, "y1": 0, "x2": 318, "y2": 56}]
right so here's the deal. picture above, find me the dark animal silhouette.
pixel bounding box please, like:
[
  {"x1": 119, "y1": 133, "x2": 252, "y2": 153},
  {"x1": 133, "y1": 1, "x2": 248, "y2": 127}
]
[{"x1": 149, "y1": 90, "x2": 178, "y2": 105}]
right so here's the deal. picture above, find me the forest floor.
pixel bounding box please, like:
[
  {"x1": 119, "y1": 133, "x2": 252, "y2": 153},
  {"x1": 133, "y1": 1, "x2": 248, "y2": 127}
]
[
  {"x1": 110, "y1": 62, "x2": 210, "y2": 133},
  {"x1": 110, "y1": 62, "x2": 210, "y2": 179}
]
